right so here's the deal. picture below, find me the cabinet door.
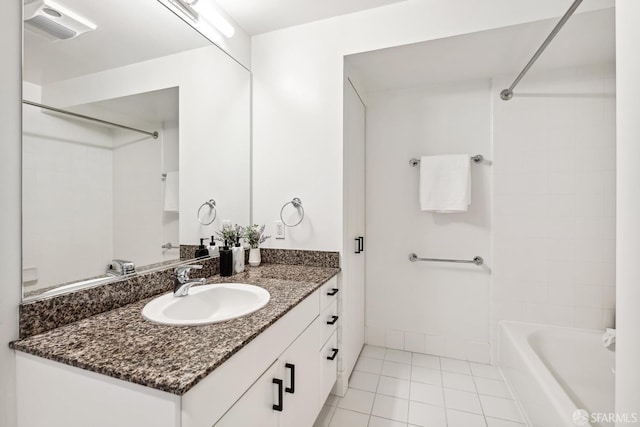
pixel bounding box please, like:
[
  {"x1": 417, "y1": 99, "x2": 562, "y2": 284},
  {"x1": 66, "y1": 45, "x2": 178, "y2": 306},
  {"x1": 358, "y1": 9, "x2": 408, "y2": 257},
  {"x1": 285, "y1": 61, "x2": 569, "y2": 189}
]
[
  {"x1": 279, "y1": 321, "x2": 321, "y2": 427},
  {"x1": 214, "y1": 360, "x2": 280, "y2": 427},
  {"x1": 342, "y1": 78, "x2": 366, "y2": 380}
]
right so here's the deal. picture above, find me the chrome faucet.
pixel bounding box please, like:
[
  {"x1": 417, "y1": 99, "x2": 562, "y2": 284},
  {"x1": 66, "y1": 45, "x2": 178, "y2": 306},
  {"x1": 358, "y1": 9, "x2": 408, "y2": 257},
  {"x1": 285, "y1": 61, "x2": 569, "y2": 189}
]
[
  {"x1": 107, "y1": 259, "x2": 135, "y2": 276},
  {"x1": 174, "y1": 265, "x2": 206, "y2": 297}
]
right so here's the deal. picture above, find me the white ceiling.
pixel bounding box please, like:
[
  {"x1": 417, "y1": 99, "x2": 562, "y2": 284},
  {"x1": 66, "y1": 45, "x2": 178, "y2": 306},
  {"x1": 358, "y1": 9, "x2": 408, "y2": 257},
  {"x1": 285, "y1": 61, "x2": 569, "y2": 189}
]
[
  {"x1": 68, "y1": 87, "x2": 179, "y2": 127},
  {"x1": 346, "y1": 8, "x2": 615, "y2": 93},
  {"x1": 24, "y1": 0, "x2": 211, "y2": 85},
  {"x1": 215, "y1": 0, "x2": 407, "y2": 35}
]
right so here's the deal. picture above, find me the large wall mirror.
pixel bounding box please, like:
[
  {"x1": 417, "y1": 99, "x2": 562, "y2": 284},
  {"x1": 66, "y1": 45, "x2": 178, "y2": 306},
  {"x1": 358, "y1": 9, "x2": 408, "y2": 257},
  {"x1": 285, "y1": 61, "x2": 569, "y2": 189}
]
[{"x1": 22, "y1": 0, "x2": 251, "y2": 300}]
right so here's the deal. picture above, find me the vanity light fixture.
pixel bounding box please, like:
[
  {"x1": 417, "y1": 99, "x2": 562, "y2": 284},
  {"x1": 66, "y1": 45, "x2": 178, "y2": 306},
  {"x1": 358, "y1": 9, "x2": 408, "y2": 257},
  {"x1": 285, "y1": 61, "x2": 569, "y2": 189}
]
[
  {"x1": 24, "y1": 0, "x2": 97, "y2": 40},
  {"x1": 158, "y1": 0, "x2": 235, "y2": 38}
]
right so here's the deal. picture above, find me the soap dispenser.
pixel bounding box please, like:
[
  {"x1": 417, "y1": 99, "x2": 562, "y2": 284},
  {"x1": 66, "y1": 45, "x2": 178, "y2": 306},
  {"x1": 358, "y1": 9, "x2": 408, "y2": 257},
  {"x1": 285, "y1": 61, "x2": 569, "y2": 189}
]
[
  {"x1": 208, "y1": 236, "x2": 219, "y2": 258},
  {"x1": 219, "y1": 240, "x2": 233, "y2": 277},
  {"x1": 194, "y1": 238, "x2": 209, "y2": 258},
  {"x1": 234, "y1": 238, "x2": 245, "y2": 273}
]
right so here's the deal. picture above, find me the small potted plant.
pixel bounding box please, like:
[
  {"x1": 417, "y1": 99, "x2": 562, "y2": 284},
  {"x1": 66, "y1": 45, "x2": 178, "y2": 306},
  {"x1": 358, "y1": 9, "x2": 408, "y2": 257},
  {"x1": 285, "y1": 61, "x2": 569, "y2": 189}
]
[
  {"x1": 244, "y1": 224, "x2": 270, "y2": 267},
  {"x1": 215, "y1": 223, "x2": 243, "y2": 247}
]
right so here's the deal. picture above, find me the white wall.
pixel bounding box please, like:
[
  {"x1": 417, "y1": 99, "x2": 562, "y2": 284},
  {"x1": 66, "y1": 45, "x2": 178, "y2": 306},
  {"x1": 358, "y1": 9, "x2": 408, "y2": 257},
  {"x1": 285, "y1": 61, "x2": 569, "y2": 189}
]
[
  {"x1": 615, "y1": 0, "x2": 640, "y2": 420},
  {"x1": 251, "y1": 0, "x2": 613, "y2": 252},
  {"x1": 0, "y1": 0, "x2": 21, "y2": 424},
  {"x1": 364, "y1": 80, "x2": 492, "y2": 362},
  {"x1": 42, "y1": 45, "x2": 251, "y2": 246},
  {"x1": 491, "y1": 64, "x2": 616, "y2": 361}
]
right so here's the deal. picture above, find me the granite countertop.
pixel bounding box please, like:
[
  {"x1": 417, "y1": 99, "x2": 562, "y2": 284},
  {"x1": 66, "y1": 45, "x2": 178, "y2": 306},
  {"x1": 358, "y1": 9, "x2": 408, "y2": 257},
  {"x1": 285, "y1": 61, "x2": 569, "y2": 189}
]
[{"x1": 11, "y1": 264, "x2": 339, "y2": 395}]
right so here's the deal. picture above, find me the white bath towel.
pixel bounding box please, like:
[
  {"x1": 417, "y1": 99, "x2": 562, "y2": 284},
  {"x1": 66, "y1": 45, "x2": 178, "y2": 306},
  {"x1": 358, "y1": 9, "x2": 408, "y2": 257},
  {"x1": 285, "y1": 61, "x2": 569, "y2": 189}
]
[
  {"x1": 163, "y1": 171, "x2": 179, "y2": 212},
  {"x1": 419, "y1": 154, "x2": 471, "y2": 212}
]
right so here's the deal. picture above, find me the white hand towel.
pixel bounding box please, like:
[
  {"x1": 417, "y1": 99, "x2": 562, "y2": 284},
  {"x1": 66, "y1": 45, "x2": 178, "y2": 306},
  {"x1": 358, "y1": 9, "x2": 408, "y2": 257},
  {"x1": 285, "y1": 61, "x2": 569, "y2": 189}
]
[
  {"x1": 163, "y1": 171, "x2": 179, "y2": 212},
  {"x1": 419, "y1": 154, "x2": 471, "y2": 212}
]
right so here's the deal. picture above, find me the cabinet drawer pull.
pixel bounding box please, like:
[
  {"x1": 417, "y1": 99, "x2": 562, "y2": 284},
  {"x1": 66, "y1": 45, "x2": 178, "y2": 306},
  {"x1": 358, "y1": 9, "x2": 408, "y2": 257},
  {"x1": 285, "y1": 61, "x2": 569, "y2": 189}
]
[
  {"x1": 326, "y1": 348, "x2": 339, "y2": 361},
  {"x1": 326, "y1": 315, "x2": 339, "y2": 325},
  {"x1": 272, "y1": 378, "x2": 283, "y2": 411},
  {"x1": 327, "y1": 288, "x2": 339, "y2": 296},
  {"x1": 285, "y1": 363, "x2": 295, "y2": 394}
]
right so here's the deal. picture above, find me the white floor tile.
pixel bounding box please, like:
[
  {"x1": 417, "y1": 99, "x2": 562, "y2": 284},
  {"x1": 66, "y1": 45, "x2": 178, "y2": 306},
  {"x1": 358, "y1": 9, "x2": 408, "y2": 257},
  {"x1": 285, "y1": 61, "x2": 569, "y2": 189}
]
[
  {"x1": 368, "y1": 416, "x2": 408, "y2": 427},
  {"x1": 485, "y1": 417, "x2": 526, "y2": 427},
  {"x1": 411, "y1": 353, "x2": 440, "y2": 369},
  {"x1": 474, "y1": 377, "x2": 513, "y2": 399},
  {"x1": 377, "y1": 376, "x2": 411, "y2": 399},
  {"x1": 381, "y1": 360, "x2": 412, "y2": 380},
  {"x1": 443, "y1": 388, "x2": 483, "y2": 414},
  {"x1": 355, "y1": 356, "x2": 384, "y2": 375},
  {"x1": 350, "y1": 371, "x2": 380, "y2": 393},
  {"x1": 409, "y1": 381, "x2": 444, "y2": 407},
  {"x1": 313, "y1": 405, "x2": 336, "y2": 427},
  {"x1": 328, "y1": 408, "x2": 369, "y2": 427},
  {"x1": 440, "y1": 357, "x2": 472, "y2": 375},
  {"x1": 385, "y1": 348, "x2": 413, "y2": 364},
  {"x1": 410, "y1": 366, "x2": 442, "y2": 386},
  {"x1": 407, "y1": 401, "x2": 447, "y2": 427},
  {"x1": 372, "y1": 394, "x2": 409, "y2": 422},
  {"x1": 442, "y1": 371, "x2": 476, "y2": 392},
  {"x1": 362, "y1": 345, "x2": 387, "y2": 360},
  {"x1": 336, "y1": 388, "x2": 375, "y2": 414},
  {"x1": 446, "y1": 408, "x2": 487, "y2": 427},
  {"x1": 479, "y1": 395, "x2": 524, "y2": 423},
  {"x1": 470, "y1": 362, "x2": 503, "y2": 380}
]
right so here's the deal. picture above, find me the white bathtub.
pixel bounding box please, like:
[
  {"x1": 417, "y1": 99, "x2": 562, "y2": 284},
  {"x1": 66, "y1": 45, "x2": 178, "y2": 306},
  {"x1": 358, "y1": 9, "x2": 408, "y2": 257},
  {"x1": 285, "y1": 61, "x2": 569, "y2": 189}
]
[{"x1": 500, "y1": 321, "x2": 615, "y2": 427}]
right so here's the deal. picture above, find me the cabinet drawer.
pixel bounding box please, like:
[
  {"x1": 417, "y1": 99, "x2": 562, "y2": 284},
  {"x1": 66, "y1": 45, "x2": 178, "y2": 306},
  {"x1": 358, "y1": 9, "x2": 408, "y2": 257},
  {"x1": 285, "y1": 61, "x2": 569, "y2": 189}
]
[
  {"x1": 319, "y1": 276, "x2": 339, "y2": 312},
  {"x1": 320, "y1": 299, "x2": 338, "y2": 348},
  {"x1": 320, "y1": 331, "x2": 338, "y2": 402}
]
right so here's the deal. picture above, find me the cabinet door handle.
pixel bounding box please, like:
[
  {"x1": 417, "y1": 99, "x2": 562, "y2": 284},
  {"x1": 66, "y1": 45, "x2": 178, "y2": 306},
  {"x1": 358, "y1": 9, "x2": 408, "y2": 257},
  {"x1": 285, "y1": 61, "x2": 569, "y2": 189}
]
[
  {"x1": 357, "y1": 236, "x2": 364, "y2": 253},
  {"x1": 354, "y1": 237, "x2": 361, "y2": 254},
  {"x1": 327, "y1": 288, "x2": 339, "y2": 296},
  {"x1": 272, "y1": 378, "x2": 283, "y2": 411},
  {"x1": 326, "y1": 315, "x2": 339, "y2": 325},
  {"x1": 327, "y1": 348, "x2": 339, "y2": 361},
  {"x1": 285, "y1": 363, "x2": 295, "y2": 394}
]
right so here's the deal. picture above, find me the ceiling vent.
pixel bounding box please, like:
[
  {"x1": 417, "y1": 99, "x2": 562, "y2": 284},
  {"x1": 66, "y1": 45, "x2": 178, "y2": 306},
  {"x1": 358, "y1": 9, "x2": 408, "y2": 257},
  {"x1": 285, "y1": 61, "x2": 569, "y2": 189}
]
[{"x1": 24, "y1": 0, "x2": 96, "y2": 40}]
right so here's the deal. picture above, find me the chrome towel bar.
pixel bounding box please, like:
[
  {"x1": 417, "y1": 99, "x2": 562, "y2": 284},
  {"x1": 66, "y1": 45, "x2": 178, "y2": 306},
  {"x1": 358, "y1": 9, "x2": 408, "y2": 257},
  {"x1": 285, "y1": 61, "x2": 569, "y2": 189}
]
[
  {"x1": 410, "y1": 155, "x2": 483, "y2": 167},
  {"x1": 409, "y1": 253, "x2": 484, "y2": 266}
]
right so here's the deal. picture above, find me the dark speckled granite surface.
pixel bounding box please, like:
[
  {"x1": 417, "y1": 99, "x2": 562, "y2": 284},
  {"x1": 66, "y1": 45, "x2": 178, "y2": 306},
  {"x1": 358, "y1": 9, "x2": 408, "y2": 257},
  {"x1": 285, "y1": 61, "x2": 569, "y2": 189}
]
[{"x1": 11, "y1": 264, "x2": 339, "y2": 395}]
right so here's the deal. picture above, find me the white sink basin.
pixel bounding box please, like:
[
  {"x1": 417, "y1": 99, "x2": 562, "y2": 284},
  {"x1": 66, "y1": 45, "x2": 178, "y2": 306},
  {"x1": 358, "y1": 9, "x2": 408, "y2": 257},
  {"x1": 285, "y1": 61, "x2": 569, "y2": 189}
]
[{"x1": 142, "y1": 283, "x2": 270, "y2": 326}]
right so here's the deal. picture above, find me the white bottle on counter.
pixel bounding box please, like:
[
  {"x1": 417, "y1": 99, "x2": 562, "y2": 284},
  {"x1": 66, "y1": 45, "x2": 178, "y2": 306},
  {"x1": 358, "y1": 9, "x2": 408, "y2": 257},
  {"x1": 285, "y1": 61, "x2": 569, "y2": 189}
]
[
  {"x1": 233, "y1": 241, "x2": 245, "y2": 273},
  {"x1": 208, "y1": 236, "x2": 219, "y2": 258}
]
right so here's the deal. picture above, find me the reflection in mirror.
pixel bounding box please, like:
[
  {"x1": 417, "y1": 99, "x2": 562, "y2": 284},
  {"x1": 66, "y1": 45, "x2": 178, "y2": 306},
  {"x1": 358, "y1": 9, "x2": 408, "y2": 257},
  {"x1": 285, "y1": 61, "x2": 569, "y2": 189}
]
[{"x1": 22, "y1": 0, "x2": 250, "y2": 300}]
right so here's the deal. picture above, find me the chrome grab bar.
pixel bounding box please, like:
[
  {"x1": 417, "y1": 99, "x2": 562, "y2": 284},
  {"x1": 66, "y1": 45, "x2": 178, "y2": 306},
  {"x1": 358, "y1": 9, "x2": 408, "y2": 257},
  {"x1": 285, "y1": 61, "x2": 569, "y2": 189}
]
[{"x1": 409, "y1": 253, "x2": 484, "y2": 266}]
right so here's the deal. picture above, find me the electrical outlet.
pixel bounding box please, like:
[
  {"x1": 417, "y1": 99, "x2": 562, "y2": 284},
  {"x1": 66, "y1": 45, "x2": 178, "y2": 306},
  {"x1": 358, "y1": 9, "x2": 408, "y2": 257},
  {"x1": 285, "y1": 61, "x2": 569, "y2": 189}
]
[
  {"x1": 275, "y1": 221, "x2": 285, "y2": 239},
  {"x1": 222, "y1": 220, "x2": 231, "y2": 228}
]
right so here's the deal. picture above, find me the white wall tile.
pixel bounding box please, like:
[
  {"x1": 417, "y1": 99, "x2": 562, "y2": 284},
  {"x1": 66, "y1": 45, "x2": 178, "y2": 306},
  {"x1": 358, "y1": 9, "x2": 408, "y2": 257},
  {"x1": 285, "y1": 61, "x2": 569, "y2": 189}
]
[
  {"x1": 492, "y1": 64, "x2": 615, "y2": 345},
  {"x1": 404, "y1": 332, "x2": 426, "y2": 353},
  {"x1": 385, "y1": 330, "x2": 405, "y2": 350}
]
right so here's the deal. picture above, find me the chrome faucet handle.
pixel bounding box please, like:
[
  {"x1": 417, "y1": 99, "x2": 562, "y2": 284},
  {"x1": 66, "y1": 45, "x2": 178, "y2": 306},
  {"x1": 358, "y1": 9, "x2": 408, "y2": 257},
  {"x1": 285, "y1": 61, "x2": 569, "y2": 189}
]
[{"x1": 175, "y1": 265, "x2": 203, "y2": 284}]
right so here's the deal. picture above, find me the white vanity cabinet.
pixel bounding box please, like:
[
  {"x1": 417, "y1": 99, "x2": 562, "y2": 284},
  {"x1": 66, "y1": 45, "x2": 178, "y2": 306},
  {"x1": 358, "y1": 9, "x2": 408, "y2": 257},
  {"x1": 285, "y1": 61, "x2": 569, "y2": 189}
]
[
  {"x1": 215, "y1": 313, "x2": 321, "y2": 427},
  {"x1": 15, "y1": 277, "x2": 340, "y2": 427}
]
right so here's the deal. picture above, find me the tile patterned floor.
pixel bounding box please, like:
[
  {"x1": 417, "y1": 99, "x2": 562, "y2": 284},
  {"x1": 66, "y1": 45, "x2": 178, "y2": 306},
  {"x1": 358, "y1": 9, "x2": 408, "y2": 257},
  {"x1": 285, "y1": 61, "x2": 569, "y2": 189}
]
[{"x1": 314, "y1": 345, "x2": 525, "y2": 427}]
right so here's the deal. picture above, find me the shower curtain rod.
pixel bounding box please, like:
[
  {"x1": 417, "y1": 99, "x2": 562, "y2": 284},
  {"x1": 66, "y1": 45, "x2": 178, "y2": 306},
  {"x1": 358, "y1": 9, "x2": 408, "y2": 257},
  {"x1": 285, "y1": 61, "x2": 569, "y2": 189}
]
[
  {"x1": 22, "y1": 100, "x2": 159, "y2": 139},
  {"x1": 500, "y1": 0, "x2": 583, "y2": 101}
]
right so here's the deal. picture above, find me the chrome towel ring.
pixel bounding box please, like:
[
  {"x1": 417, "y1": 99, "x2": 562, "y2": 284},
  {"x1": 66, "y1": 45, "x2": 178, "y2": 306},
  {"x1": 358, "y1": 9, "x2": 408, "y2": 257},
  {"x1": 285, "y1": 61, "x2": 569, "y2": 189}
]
[
  {"x1": 280, "y1": 197, "x2": 304, "y2": 227},
  {"x1": 197, "y1": 199, "x2": 217, "y2": 225}
]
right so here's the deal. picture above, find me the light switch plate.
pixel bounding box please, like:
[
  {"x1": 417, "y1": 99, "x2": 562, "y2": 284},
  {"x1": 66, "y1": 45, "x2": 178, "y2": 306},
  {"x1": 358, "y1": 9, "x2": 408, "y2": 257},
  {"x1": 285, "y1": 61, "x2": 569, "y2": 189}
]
[{"x1": 275, "y1": 221, "x2": 285, "y2": 239}]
